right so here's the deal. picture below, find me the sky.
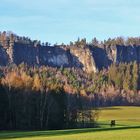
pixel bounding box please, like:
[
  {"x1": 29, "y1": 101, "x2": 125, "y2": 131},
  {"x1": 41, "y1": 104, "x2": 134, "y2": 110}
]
[{"x1": 0, "y1": 0, "x2": 140, "y2": 44}]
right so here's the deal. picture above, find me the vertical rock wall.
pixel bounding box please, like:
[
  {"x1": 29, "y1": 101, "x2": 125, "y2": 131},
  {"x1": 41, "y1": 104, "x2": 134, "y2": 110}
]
[{"x1": 0, "y1": 42, "x2": 140, "y2": 73}]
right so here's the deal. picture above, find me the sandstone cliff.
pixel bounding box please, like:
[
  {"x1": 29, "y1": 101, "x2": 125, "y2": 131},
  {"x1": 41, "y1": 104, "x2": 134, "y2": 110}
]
[{"x1": 0, "y1": 33, "x2": 140, "y2": 73}]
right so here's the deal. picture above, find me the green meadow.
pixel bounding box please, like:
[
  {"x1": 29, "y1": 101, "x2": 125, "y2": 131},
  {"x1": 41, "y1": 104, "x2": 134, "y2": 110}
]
[
  {"x1": 0, "y1": 106, "x2": 140, "y2": 140},
  {"x1": 98, "y1": 106, "x2": 140, "y2": 127}
]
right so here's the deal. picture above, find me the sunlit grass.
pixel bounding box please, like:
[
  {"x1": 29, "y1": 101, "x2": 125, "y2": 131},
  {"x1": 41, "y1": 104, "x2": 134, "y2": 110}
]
[
  {"x1": 98, "y1": 106, "x2": 140, "y2": 127},
  {"x1": 0, "y1": 106, "x2": 140, "y2": 140},
  {"x1": 20, "y1": 128, "x2": 140, "y2": 140}
]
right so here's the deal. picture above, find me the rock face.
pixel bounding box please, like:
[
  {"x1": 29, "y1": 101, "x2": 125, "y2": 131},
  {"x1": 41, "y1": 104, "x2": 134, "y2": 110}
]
[
  {"x1": 115, "y1": 45, "x2": 140, "y2": 63},
  {"x1": 89, "y1": 46, "x2": 112, "y2": 70},
  {"x1": 0, "y1": 45, "x2": 9, "y2": 65},
  {"x1": 89, "y1": 45, "x2": 140, "y2": 71},
  {"x1": 0, "y1": 42, "x2": 97, "y2": 73},
  {"x1": 70, "y1": 46, "x2": 97, "y2": 73},
  {"x1": 13, "y1": 43, "x2": 72, "y2": 67},
  {"x1": 0, "y1": 40, "x2": 140, "y2": 73}
]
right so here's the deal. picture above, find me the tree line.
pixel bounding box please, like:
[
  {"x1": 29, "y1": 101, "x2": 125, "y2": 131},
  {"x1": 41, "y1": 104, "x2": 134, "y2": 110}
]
[{"x1": 1, "y1": 31, "x2": 140, "y2": 48}]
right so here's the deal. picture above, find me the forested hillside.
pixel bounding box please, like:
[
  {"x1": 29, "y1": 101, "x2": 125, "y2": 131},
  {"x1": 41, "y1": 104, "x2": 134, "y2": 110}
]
[
  {"x1": 0, "y1": 62, "x2": 139, "y2": 130},
  {"x1": 0, "y1": 31, "x2": 140, "y2": 130}
]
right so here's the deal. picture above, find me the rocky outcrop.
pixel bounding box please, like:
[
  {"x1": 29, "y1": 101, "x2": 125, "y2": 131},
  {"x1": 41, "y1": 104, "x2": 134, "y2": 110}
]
[
  {"x1": 115, "y1": 45, "x2": 140, "y2": 63},
  {"x1": 12, "y1": 44, "x2": 97, "y2": 73},
  {"x1": 13, "y1": 43, "x2": 76, "y2": 68},
  {"x1": 89, "y1": 45, "x2": 140, "y2": 71},
  {"x1": 0, "y1": 39, "x2": 140, "y2": 73},
  {"x1": 89, "y1": 46, "x2": 112, "y2": 70},
  {"x1": 0, "y1": 45, "x2": 9, "y2": 65},
  {"x1": 70, "y1": 46, "x2": 97, "y2": 73}
]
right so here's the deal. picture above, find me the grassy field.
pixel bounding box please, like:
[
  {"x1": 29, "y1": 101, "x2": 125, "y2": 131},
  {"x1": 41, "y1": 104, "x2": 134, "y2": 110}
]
[
  {"x1": 98, "y1": 106, "x2": 140, "y2": 127},
  {"x1": 0, "y1": 106, "x2": 140, "y2": 140}
]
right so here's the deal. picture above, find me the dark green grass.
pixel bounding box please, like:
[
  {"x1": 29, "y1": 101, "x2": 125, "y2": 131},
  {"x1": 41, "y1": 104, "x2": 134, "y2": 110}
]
[
  {"x1": 0, "y1": 106, "x2": 140, "y2": 140},
  {"x1": 0, "y1": 126, "x2": 140, "y2": 140}
]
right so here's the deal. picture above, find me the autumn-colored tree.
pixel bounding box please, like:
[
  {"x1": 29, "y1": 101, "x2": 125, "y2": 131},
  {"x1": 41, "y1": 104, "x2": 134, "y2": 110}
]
[{"x1": 32, "y1": 74, "x2": 41, "y2": 91}]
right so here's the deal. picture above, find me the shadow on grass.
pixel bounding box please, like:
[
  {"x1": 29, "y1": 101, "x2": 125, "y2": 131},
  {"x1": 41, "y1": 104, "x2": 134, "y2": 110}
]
[
  {"x1": 98, "y1": 123, "x2": 130, "y2": 127},
  {"x1": 99, "y1": 107, "x2": 122, "y2": 110},
  {"x1": 0, "y1": 126, "x2": 140, "y2": 139}
]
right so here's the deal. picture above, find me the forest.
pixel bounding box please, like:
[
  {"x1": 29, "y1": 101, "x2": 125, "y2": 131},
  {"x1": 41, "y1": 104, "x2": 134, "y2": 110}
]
[
  {"x1": 0, "y1": 31, "x2": 140, "y2": 130},
  {"x1": 0, "y1": 62, "x2": 139, "y2": 130}
]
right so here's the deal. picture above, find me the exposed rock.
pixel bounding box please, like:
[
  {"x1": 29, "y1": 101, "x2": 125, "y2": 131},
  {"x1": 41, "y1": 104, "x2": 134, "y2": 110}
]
[
  {"x1": 0, "y1": 45, "x2": 9, "y2": 65},
  {"x1": 0, "y1": 37, "x2": 140, "y2": 73},
  {"x1": 70, "y1": 46, "x2": 97, "y2": 73}
]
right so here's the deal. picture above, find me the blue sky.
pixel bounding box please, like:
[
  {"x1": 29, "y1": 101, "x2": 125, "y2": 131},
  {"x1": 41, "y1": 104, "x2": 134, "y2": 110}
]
[{"x1": 0, "y1": 0, "x2": 140, "y2": 44}]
